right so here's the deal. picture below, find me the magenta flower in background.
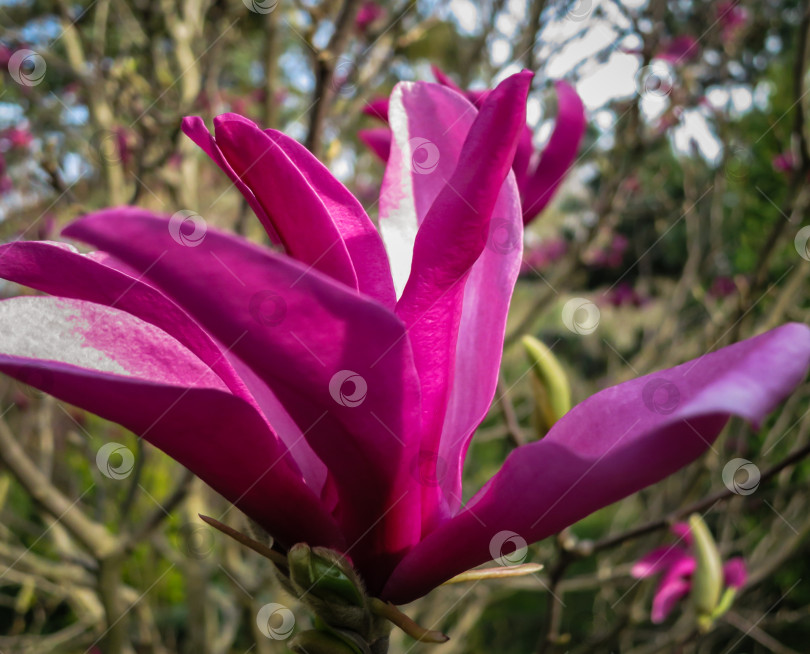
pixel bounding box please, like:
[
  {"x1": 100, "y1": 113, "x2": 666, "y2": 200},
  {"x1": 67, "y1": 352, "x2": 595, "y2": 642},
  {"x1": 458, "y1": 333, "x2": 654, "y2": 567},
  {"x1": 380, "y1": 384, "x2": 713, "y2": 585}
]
[
  {"x1": 520, "y1": 237, "x2": 568, "y2": 275},
  {"x1": 655, "y1": 35, "x2": 701, "y2": 64},
  {"x1": 717, "y1": 1, "x2": 749, "y2": 40},
  {"x1": 0, "y1": 153, "x2": 10, "y2": 194},
  {"x1": 359, "y1": 65, "x2": 587, "y2": 225},
  {"x1": 632, "y1": 523, "x2": 747, "y2": 623},
  {"x1": 355, "y1": 0, "x2": 385, "y2": 32},
  {"x1": 0, "y1": 71, "x2": 808, "y2": 606},
  {"x1": 0, "y1": 126, "x2": 33, "y2": 151}
]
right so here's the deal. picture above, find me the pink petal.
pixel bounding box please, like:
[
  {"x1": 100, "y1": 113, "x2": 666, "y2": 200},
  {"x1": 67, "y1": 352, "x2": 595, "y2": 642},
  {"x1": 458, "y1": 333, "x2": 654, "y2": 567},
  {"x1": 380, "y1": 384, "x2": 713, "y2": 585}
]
[
  {"x1": 262, "y1": 128, "x2": 396, "y2": 307},
  {"x1": 651, "y1": 577, "x2": 691, "y2": 623},
  {"x1": 631, "y1": 546, "x2": 691, "y2": 578},
  {"x1": 521, "y1": 81, "x2": 586, "y2": 223},
  {"x1": 723, "y1": 557, "x2": 747, "y2": 589},
  {"x1": 670, "y1": 521, "x2": 693, "y2": 546},
  {"x1": 0, "y1": 239, "x2": 331, "y2": 493},
  {"x1": 430, "y1": 64, "x2": 466, "y2": 96},
  {"x1": 382, "y1": 323, "x2": 810, "y2": 603},
  {"x1": 181, "y1": 116, "x2": 280, "y2": 243},
  {"x1": 388, "y1": 71, "x2": 532, "y2": 529},
  {"x1": 63, "y1": 208, "x2": 423, "y2": 584},
  {"x1": 358, "y1": 127, "x2": 392, "y2": 161},
  {"x1": 0, "y1": 296, "x2": 343, "y2": 549},
  {"x1": 362, "y1": 97, "x2": 390, "y2": 122},
  {"x1": 212, "y1": 114, "x2": 360, "y2": 291}
]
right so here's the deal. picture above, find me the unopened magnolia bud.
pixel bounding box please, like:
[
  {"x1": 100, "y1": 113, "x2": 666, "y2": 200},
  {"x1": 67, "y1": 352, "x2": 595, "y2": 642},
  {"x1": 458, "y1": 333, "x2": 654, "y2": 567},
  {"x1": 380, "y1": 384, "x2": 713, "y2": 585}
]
[
  {"x1": 522, "y1": 335, "x2": 571, "y2": 435},
  {"x1": 688, "y1": 514, "x2": 724, "y2": 631}
]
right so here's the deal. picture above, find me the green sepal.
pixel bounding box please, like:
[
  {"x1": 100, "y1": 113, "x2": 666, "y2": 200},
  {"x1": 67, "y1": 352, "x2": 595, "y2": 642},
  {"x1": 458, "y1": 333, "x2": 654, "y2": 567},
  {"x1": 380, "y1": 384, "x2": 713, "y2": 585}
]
[{"x1": 288, "y1": 543, "x2": 365, "y2": 607}]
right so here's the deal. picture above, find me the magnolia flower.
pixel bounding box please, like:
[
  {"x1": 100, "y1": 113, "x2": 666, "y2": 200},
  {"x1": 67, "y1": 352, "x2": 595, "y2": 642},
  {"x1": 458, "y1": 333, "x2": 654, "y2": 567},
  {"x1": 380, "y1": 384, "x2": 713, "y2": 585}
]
[
  {"x1": 359, "y1": 66, "x2": 586, "y2": 225},
  {"x1": 0, "y1": 71, "x2": 808, "y2": 607},
  {"x1": 655, "y1": 36, "x2": 701, "y2": 64},
  {"x1": 632, "y1": 522, "x2": 747, "y2": 623}
]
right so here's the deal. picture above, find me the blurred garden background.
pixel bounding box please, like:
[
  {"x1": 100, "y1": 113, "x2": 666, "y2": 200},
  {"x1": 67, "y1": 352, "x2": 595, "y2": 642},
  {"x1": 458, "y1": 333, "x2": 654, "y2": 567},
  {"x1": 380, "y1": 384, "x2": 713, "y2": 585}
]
[{"x1": 2, "y1": 0, "x2": 810, "y2": 652}]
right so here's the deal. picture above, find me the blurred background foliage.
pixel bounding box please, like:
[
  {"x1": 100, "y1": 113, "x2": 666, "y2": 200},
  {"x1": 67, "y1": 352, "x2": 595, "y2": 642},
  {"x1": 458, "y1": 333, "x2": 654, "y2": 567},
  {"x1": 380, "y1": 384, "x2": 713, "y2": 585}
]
[{"x1": 1, "y1": 0, "x2": 810, "y2": 652}]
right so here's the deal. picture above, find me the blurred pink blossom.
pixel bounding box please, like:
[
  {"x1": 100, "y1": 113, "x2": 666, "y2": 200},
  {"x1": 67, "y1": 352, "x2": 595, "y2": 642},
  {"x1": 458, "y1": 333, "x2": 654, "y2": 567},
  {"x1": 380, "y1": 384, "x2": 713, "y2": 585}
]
[
  {"x1": 521, "y1": 237, "x2": 568, "y2": 274},
  {"x1": 632, "y1": 523, "x2": 747, "y2": 623},
  {"x1": 656, "y1": 36, "x2": 700, "y2": 64},
  {"x1": 717, "y1": 1, "x2": 749, "y2": 40},
  {"x1": 356, "y1": 1, "x2": 385, "y2": 32}
]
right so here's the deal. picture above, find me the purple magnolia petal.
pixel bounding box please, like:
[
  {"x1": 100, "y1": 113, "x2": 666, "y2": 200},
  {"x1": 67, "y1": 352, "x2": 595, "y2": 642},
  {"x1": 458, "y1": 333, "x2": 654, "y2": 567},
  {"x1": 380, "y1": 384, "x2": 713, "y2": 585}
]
[
  {"x1": 0, "y1": 296, "x2": 343, "y2": 548},
  {"x1": 382, "y1": 323, "x2": 810, "y2": 603},
  {"x1": 0, "y1": 239, "x2": 331, "y2": 493},
  {"x1": 430, "y1": 64, "x2": 466, "y2": 96},
  {"x1": 521, "y1": 81, "x2": 586, "y2": 224},
  {"x1": 388, "y1": 72, "x2": 531, "y2": 529},
  {"x1": 181, "y1": 116, "x2": 280, "y2": 243},
  {"x1": 63, "y1": 208, "x2": 423, "y2": 580},
  {"x1": 631, "y1": 545, "x2": 691, "y2": 578},
  {"x1": 362, "y1": 97, "x2": 390, "y2": 122},
  {"x1": 358, "y1": 127, "x2": 392, "y2": 162},
  {"x1": 512, "y1": 125, "x2": 534, "y2": 192},
  {"x1": 211, "y1": 114, "x2": 360, "y2": 291},
  {"x1": 262, "y1": 128, "x2": 396, "y2": 307},
  {"x1": 723, "y1": 557, "x2": 747, "y2": 589},
  {"x1": 651, "y1": 577, "x2": 691, "y2": 623}
]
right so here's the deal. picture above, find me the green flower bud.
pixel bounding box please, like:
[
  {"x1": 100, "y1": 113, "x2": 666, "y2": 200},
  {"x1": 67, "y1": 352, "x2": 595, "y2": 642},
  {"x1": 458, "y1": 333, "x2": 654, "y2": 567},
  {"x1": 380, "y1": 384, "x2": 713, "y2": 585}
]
[
  {"x1": 689, "y1": 514, "x2": 724, "y2": 631},
  {"x1": 522, "y1": 335, "x2": 571, "y2": 435}
]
